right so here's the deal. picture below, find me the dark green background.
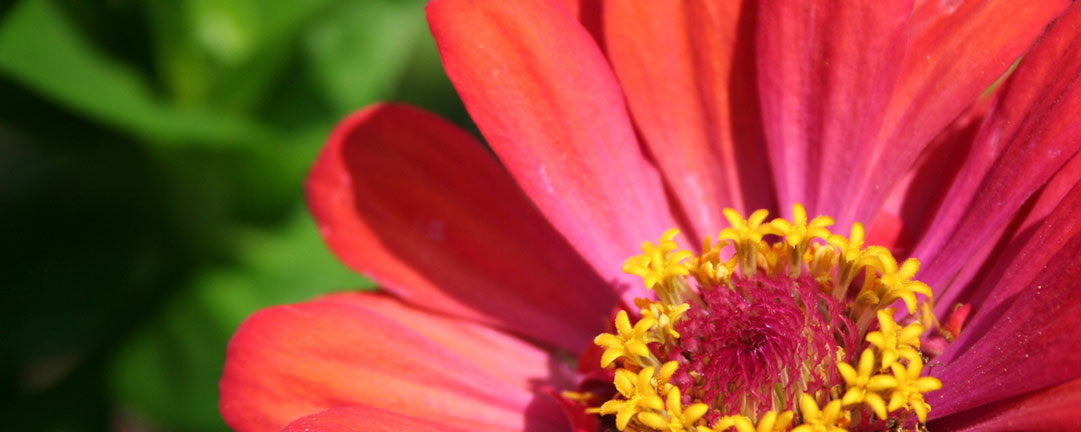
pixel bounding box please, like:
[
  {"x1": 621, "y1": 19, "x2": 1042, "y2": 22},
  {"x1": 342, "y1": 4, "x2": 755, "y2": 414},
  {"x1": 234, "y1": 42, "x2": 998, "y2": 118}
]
[{"x1": 0, "y1": 0, "x2": 471, "y2": 429}]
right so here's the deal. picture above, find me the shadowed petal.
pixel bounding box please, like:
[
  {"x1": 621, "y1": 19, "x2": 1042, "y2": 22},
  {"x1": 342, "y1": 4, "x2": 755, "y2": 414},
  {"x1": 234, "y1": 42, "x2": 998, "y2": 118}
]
[
  {"x1": 428, "y1": 0, "x2": 678, "y2": 300},
  {"x1": 307, "y1": 103, "x2": 616, "y2": 351},
  {"x1": 282, "y1": 405, "x2": 473, "y2": 432},
  {"x1": 930, "y1": 179, "x2": 1081, "y2": 418},
  {"x1": 870, "y1": 94, "x2": 991, "y2": 256},
  {"x1": 219, "y1": 292, "x2": 567, "y2": 432},
  {"x1": 756, "y1": 0, "x2": 911, "y2": 224},
  {"x1": 603, "y1": 0, "x2": 775, "y2": 235},
  {"x1": 848, "y1": 0, "x2": 1072, "y2": 226},
  {"x1": 912, "y1": 2, "x2": 1081, "y2": 295}
]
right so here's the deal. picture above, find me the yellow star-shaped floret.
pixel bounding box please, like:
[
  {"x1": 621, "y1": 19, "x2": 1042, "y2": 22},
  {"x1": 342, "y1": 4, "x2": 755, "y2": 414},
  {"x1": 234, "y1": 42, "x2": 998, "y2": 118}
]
[
  {"x1": 638, "y1": 385, "x2": 709, "y2": 431},
  {"x1": 701, "y1": 411, "x2": 795, "y2": 432},
  {"x1": 599, "y1": 367, "x2": 666, "y2": 430},
  {"x1": 636, "y1": 299, "x2": 691, "y2": 345},
  {"x1": 838, "y1": 349, "x2": 888, "y2": 419},
  {"x1": 867, "y1": 255, "x2": 933, "y2": 313},
  {"x1": 792, "y1": 394, "x2": 848, "y2": 432},
  {"x1": 622, "y1": 228, "x2": 694, "y2": 292},
  {"x1": 719, "y1": 208, "x2": 773, "y2": 275},
  {"x1": 594, "y1": 310, "x2": 657, "y2": 368},
  {"x1": 866, "y1": 309, "x2": 924, "y2": 369},
  {"x1": 770, "y1": 204, "x2": 834, "y2": 277},
  {"x1": 865, "y1": 357, "x2": 942, "y2": 423},
  {"x1": 770, "y1": 203, "x2": 834, "y2": 248}
]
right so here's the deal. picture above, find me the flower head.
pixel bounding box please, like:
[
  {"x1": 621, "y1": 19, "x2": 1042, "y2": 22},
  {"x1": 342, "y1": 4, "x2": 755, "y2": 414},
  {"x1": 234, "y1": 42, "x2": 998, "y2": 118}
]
[{"x1": 219, "y1": 1, "x2": 1081, "y2": 431}]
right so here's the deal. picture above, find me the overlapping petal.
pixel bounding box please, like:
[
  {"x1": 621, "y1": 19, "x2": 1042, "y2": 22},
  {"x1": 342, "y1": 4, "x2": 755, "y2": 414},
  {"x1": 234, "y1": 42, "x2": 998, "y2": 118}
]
[
  {"x1": 849, "y1": 0, "x2": 1072, "y2": 226},
  {"x1": 219, "y1": 292, "x2": 567, "y2": 432},
  {"x1": 930, "y1": 178, "x2": 1081, "y2": 418},
  {"x1": 602, "y1": 1, "x2": 774, "y2": 236},
  {"x1": 307, "y1": 103, "x2": 615, "y2": 351},
  {"x1": 427, "y1": 0, "x2": 678, "y2": 299},
  {"x1": 930, "y1": 378, "x2": 1081, "y2": 431},
  {"x1": 912, "y1": 1, "x2": 1081, "y2": 296},
  {"x1": 756, "y1": 0, "x2": 911, "y2": 224},
  {"x1": 226, "y1": 1, "x2": 1081, "y2": 431}
]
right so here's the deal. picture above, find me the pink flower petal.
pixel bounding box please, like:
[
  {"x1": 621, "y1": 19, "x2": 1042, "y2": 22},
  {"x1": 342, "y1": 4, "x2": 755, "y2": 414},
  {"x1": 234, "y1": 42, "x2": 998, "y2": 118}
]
[
  {"x1": 912, "y1": 2, "x2": 1081, "y2": 294},
  {"x1": 756, "y1": 0, "x2": 911, "y2": 225},
  {"x1": 307, "y1": 103, "x2": 616, "y2": 351},
  {"x1": 929, "y1": 378, "x2": 1081, "y2": 431},
  {"x1": 282, "y1": 405, "x2": 473, "y2": 432},
  {"x1": 930, "y1": 181, "x2": 1081, "y2": 417},
  {"x1": 872, "y1": 95, "x2": 991, "y2": 256},
  {"x1": 849, "y1": 0, "x2": 1072, "y2": 226},
  {"x1": 220, "y1": 292, "x2": 567, "y2": 432},
  {"x1": 602, "y1": 1, "x2": 775, "y2": 235},
  {"x1": 427, "y1": 0, "x2": 678, "y2": 300}
]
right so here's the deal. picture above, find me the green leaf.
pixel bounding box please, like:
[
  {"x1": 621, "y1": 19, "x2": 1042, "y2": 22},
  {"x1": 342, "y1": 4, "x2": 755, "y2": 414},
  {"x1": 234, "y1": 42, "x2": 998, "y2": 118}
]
[
  {"x1": 0, "y1": 0, "x2": 270, "y2": 147},
  {"x1": 304, "y1": 0, "x2": 426, "y2": 114},
  {"x1": 110, "y1": 210, "x2": 371, "y2": 431}
]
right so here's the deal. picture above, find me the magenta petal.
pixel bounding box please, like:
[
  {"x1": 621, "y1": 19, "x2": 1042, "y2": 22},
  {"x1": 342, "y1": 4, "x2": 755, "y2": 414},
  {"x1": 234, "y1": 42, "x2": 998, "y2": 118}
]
[
  {"x1": 913, "y1": 2, "x2": 1081, "y2": 293},
  {"x1": 852, "y1": 0, "x2": 1072, "y2": 227},
  {"x1": 308, "y1": 104, "x2": 616, "y2": 351},
  {"x1": 428, "y1": 0, "x2": 679, "y2": 299},
  {"x1": 756, "y1": 0, "x2": 911, "y2": 225},
  {"x1": 930, "y1": 182, "x2": 1081, "y2": 418},
  {"x1": 930, "y1": 378, "x2": 1081, "y2": 431}
]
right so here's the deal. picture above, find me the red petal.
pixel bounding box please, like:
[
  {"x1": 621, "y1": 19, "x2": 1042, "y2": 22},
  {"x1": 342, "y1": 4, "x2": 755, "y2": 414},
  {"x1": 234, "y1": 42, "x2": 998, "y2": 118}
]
[
  {"x1": 849, "y1": 0, "x2": 1072, "y2": 226},
  {"x1": 602, "y1": 1, "x2": 775, "y2": 235},
  {"x1": 282, "y1": 406, "x2": 473, "y2": 432},
  {"x1": 756, "y1": 0, "x2": 911, "y2": 224},
  {"x1": 872, "y1": 94, "x2": 991, "y2": 257},
  {"x1": 930, "y1": 180, "x2": 1081, "y2": 417},
  {"x1": 929, "y1": 378, "x2": 1081, "y2": 431},
  {"x1": 428, "y1": 0, "x2": 678, "y2": 299},
  {"x1": 912, "y1": 2, "x2": 1081, "y2": 293},
  {"x1": 220, "y1": 293, "x2": 567, "y2": 432},
  {"x1": 307, "y1": 103, "x2": 616, "y2": 351}
]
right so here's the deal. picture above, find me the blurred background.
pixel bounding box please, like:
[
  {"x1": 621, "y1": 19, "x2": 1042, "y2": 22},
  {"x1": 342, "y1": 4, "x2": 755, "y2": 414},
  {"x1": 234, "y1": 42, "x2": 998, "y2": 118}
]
[{"x1": 0, "y1": 0, "x2": 471, "y2": 430}]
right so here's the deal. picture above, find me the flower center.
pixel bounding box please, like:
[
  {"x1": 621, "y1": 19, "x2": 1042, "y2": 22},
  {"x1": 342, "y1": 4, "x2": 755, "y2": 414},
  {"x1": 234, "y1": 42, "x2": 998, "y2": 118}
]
[{"x1": 589, "y1": 204, "x2": 943, "y2": 432}]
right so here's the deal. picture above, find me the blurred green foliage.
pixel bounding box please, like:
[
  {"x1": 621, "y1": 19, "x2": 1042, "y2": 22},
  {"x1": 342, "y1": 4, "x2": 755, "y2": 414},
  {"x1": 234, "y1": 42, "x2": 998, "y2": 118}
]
[{"x1": 0, "y1": 0, "x2": 470, "y2": 430}]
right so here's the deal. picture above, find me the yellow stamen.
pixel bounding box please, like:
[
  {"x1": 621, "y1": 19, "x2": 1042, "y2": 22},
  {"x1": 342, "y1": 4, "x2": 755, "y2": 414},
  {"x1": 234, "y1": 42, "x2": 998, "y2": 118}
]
[
  {"x1": 865, "y1": 310, "x2": 924, "y2": 369},
  {"x1": 792, "y1": 394, "x2": 848, "y2": 432},
  {"x1": 592, "y1": 204, "x2": 942, "y2": 431}
]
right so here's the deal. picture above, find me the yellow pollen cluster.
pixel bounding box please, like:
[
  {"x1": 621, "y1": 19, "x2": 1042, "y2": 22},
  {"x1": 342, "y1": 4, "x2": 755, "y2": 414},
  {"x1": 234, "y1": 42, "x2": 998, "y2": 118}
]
[{"x1": 591, "y1": 204, "x2": 943, "y2": 432}]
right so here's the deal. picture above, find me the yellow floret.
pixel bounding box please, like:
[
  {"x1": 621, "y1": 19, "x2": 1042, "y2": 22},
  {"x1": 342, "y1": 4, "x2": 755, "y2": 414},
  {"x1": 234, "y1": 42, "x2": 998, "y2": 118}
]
[
  {"x1": 791, "y1": 394, "x2": 848, "y2": 432},
  {"x1": 837, "y1": 349, "x2": 888, "y2": 420},
  {"x1": 866, "y1": 358, "x2": 942, "y2": 423},
  {"x1": 865, "y1": 310, "x2": 924, "y2": 369},
  {"x1": 594, "y1": 310, "x2": 659, "y2": 368},
  {"x1": 719, "y1": 208, "x2": 773, "y2": 275},
  {"x1": 769, "y1": 203, "x2": 835, "y2": 277}
]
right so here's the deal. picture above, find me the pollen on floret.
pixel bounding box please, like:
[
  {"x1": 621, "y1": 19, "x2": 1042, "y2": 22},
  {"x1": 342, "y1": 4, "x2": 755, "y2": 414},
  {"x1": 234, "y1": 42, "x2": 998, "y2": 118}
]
[{"x1": 589, "y1": 204, "x2": 945, "y2": 432}]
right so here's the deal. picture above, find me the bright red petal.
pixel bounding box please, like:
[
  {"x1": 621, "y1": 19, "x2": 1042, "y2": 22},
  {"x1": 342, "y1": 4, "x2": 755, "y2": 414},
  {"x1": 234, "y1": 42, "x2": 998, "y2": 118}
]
[
  {"x1": 428, "y1": 0, "x2": 678, "y2": 299},
  {"x1": 912, "y1": 2, "x2": 1081, "y2": 294},
  {"x1": 849, "y1": 0, "x2": 1072, "y2": 226},
  {"x1": 603, "y1": 1, "x2": 775, "y2": 235},
  {"x1": 307, "y1": 103, "x2": 616, "y2": 351},
  {"x1": 929, "y1": 378, "x2": 1081, "y2": 431},
  {"x1": 871, "y1": 94, "x2": 990, "y2": 256},
  {"x1": 756, "y1": 0, "x2": 911, "y2": 225},
  {"x1": 930, "y1": 180, "x2": 1081, "y2": 418},
  {"x1": 282, "y1": 406, "x2": 473, "y2": 432},
  {"x1": 219, "y1": 293, "x2": 567, "y2": 432}
]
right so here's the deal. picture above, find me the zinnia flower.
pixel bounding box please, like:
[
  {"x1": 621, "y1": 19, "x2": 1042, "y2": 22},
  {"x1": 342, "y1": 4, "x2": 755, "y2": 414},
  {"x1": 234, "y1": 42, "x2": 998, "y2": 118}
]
[{"x1": 219, "y1": 0, "x2": 1081, "y2": 431}]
